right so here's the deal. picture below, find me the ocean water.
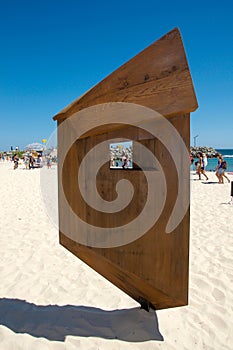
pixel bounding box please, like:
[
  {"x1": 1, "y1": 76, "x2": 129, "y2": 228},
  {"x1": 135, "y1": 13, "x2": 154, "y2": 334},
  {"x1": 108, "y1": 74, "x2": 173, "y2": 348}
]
[{"x1": 192, "y1": 149, "x2": 233, "y2": 172}]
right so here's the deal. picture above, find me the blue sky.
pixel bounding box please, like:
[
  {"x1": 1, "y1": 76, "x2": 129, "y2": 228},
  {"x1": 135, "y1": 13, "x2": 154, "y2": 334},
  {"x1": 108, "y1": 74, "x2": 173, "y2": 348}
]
[{"x1": 0, "y1": 0, "x2": 232, "y2": 151}]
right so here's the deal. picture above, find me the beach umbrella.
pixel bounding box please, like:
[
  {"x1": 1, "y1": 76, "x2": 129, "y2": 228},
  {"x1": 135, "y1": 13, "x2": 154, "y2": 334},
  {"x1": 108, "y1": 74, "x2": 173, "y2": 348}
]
[{"x1": 25, "y1": 143, "x2": 44, "y2": 152}]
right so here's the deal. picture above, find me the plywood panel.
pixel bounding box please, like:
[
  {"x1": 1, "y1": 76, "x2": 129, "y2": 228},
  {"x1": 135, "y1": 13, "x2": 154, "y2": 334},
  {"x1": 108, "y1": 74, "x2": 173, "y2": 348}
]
[
  {"x1": 57, "y1": 114, "x2": 191, "y2": 309},
  {"x1": 54, "y1": 28, "x2": 197, "y2": 124},
  {"x1": 55, "y1": 27, "x2": 196, "y2": 310}
]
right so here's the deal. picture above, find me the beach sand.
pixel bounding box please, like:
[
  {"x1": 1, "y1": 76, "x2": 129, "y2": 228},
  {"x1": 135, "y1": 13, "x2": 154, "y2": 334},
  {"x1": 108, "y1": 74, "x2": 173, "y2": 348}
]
[{"x1": 0, "y1": 162, "x2": 233, "y2": 349}]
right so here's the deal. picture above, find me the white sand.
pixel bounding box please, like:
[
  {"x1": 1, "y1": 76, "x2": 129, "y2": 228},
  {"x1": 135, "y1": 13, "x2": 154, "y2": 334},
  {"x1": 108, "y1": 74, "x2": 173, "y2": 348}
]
[{"x1": 0, "y1": 161, "x2": 233, "y2": 349}]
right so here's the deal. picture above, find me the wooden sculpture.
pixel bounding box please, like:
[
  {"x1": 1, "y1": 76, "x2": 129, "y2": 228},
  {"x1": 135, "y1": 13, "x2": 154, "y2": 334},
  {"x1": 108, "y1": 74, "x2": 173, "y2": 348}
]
[{"x1": 54, "y1": 28, "x2": 198, "y2": 310}]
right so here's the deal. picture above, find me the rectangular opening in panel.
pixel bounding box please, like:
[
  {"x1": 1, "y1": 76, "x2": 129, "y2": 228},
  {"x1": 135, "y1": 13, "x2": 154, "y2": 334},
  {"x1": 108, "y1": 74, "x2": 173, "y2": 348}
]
[{"x1": 109, "y1": 141, "x2": 133, "y2": 169}]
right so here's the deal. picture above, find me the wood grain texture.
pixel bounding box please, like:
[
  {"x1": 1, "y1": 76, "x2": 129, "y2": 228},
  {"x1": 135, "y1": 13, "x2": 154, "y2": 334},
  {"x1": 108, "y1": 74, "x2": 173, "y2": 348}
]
[
  {"x1": 54, "y1": 28, "x2": 197, "y2": 123},
  {"x1": 57, "y1": 114, "x2": 191, "y2": 310},
  {"x1": 55, "y1": 28, "x2": 197, "y2": 310}
]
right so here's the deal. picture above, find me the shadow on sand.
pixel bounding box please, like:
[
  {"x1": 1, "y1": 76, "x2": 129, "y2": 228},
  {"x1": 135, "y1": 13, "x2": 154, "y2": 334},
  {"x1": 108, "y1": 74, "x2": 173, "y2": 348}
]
[
  {"x1": 201, "y1": 181, "x2": 220, "y2": 184},
  {"x1": 0, "y1": 298, "x2": 164, "y2": 342}
]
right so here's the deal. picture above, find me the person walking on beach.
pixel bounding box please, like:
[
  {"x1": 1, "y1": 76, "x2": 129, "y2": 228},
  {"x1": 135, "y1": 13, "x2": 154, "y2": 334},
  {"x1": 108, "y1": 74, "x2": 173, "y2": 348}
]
[
  {"x1": 221, "y1": 159, "x2": 230, "y2": 183},
  {"x1": 190, "y1": 154, "x2": 194, "y2": 165},
  {"x1": 216, "y1": 155, "x2": 230, "y2": 183},
  {"x1": 29, "y1": 155, "x2": 35, "y2": 169},
  {"x1": 197, "y1": 152, "x2": 208, "y2": 181},
  {"x1": 13, "y1": 154, "x2": 19, "y2": 169},
  {"x1": 194, "y1": 161, "x2": 200, "y2": 174},
  {"x1": 215, "y1": 153, "x2": 222, "y2": 182},
  {"x1": 24, "y1": 156, "x2": 30, "y2": 169},
  {"x1": 47, "y1": 157, "x2": 52, "y2": 169},
  {"x1": 202, "y1": 152, "x2": 208, "y2": 169}
]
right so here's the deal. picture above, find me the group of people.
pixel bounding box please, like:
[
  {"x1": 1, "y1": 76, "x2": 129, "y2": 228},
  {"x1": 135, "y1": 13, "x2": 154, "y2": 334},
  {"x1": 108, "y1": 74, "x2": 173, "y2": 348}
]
[
  {"x1": 13, "y1": 154, "x2": 41, "y2": 170},
  {"x1": 23, "y1": 155, "x2": 40, "y2": 169},
  {"x1": 110, "y1": 154, "x2": 131, "y2": 169},
  {"x1": 12, "y1": 154, "x2": 53, "y2": 170},
  {"x1": 0, "y1": 154, "x2": 9, "y2": 162},
  {"x1": 192, "y1": 152, "x2": 230, "y2": 183},
  {"x1": 215, "y1": 153, "x2": 230, "y2": 183}
]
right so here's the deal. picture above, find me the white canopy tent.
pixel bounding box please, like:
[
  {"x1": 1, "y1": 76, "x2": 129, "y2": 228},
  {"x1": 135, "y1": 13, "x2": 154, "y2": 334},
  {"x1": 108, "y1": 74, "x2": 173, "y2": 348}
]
[{"x1": 24, "y1": 143, "x2": 44, "y2": 152}]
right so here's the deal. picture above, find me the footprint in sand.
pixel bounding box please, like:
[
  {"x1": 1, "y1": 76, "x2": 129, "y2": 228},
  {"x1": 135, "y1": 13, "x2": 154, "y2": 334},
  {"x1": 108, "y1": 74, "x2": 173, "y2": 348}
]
[
  {"x1": 192, "y1": 276, "x2": 212, "y2": 293},
  {"x1": 207, "y1": 312, "x2": 227, "y2": 331},
  {"x1": 212, "y1": 288, "x2": 225, "y2": 303}
]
